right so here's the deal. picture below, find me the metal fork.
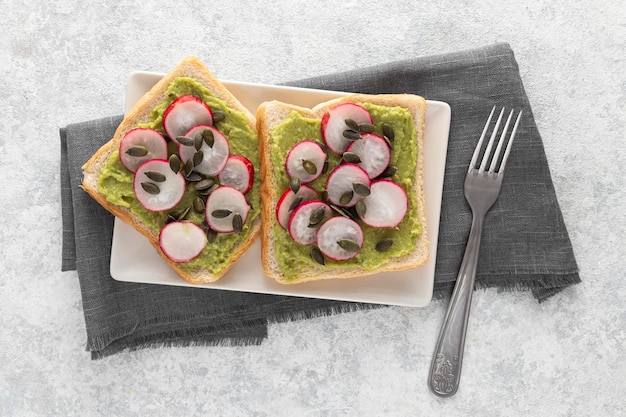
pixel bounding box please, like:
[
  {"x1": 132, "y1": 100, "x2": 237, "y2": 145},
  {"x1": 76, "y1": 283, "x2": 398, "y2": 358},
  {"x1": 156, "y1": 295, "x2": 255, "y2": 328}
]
[{"x1": 428, "y1": 106, "x2": 523, "y2": 397}]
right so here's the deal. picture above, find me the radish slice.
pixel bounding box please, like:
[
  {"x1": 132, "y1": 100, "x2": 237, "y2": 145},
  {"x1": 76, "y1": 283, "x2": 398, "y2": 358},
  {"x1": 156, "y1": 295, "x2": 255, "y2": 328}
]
[
  {"x1": 205, "y1": 186, "x2": 250, "y2": 233},
  {"x1": 159, "y1": 221, "x2": 207, "y2": 263},
  {"x1": 359, "y1": 180, "x2": 408, "y2": 228},
  {"x1": 162, "y1": 95, "x2": 213, "y2": 140},
  {"x1": 316, "y1": 217, "x2": 363, "y2": 261},
  {"x1": 218, "y1": 155, "x2": 254, "y2": 194},
  {"x1": 321, "y1": 103, "x2": 372, "y2": 154},
  {"x1": 287, "y1": 200, "x2": 331, "y2": 245},
  {"x1": 119, "y1": 128, "x2": 168, "y2": 173},
  {"x1": 275, "y1": 185, "x2": 318, "y2": 229},
  {"x1": 285, "y1": 141, "x2": 326, "y2": 184},
  {"x1": 178, "y1": 125, "x2": 229, "y2": 176},
  {"x1": 345, "y1": 133, "x2": 391, "y2": 179},
  {"x1": 325, "y1": 164, "x2": 370, "y2": 207},
  {"x1": 134, "y1": 159, "x2": 186, "y2": 212}
]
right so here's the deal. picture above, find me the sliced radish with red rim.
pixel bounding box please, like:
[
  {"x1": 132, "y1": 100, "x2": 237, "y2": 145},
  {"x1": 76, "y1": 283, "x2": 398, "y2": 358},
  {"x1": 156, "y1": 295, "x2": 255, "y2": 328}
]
[
  {"x1": 159, "y1": 221, "x2": 207, "y2": 263},
  {"x1": 316, "y1": 216, "x2": 363, "y2": 261},
  {"x1": 288, "y1": 200, "x2": 331, "y2": 245},
  {"x1": 325, "y1": 164, "x2": 370, "y2": 207},
  {"x1": 119, "y1": 128, "x2": 168, "y2": 173},
  {"x1": 358, "y1": 180, "x2": 408, "y2": 228},
  {"x1": 133, "y1": 159, "x2": 186, "y2": 212},
  {"x1": 205, "y1": 186, "x2": 250, "y2": 233},
  {"x1": 162, "y1": 95, "x2": 213, "y2": 140},
  {"x1": 285, "y1": 140, "x2": 326, "y2": 184},
  {"x1": 345, "y1": 133, "x2": 391, "y2": 179},
  {"x1": 275, "y1": 185, "x2": 318, "y2": 229},
  {"x1": 321, "y1": 103, "x2": 372, "y2": 154},
  {"x1": 218, "y1": 155, "x2": 254, "y2": 194},
  {"x1": 179, "y1": 125, "x2": 230, "y2": 176}
]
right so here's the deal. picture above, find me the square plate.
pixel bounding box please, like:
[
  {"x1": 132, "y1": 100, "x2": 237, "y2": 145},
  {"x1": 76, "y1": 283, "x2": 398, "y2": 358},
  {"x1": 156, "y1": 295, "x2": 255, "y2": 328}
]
[{"x1": 110, "y1": 71, "x2": 450, "y2": 307}]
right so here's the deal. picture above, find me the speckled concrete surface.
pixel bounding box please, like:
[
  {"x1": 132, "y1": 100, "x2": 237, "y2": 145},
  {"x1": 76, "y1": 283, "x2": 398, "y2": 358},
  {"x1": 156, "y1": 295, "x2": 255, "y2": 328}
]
[{"x1": 1, "y1": 1, "x2": 624, "y2": 415}]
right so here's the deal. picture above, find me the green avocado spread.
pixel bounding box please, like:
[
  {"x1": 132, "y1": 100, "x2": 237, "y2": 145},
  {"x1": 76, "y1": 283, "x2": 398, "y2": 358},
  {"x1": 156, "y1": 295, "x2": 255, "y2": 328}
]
[
  {"x1": 270, "y1": 103, "x2": 422, "y2": 280},
  {"x1": 98, "y1": 77, "x2": 260, "y2": 275}
]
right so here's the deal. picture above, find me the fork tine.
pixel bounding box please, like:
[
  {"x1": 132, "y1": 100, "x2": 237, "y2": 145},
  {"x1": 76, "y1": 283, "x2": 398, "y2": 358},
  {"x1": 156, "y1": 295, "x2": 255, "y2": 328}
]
[
  {"x1": 468, "y1": 106, "x2": 495, "y2": 173},
  {"x1": 478, "y1": 107, "x2": 505, "y2": 173},
  {"x1": 488, "y1": 109, "x2": 515, "y2": 172},
  {"x1": 497, "y1": 110, "x2": 523, "y2": 174}
]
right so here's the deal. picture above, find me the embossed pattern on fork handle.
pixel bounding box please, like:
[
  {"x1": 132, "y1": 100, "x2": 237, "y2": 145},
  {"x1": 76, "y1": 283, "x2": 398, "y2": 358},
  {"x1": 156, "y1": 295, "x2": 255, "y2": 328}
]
[{"x1": 429, "y1": 214, "x2": 484, "y2": 397}]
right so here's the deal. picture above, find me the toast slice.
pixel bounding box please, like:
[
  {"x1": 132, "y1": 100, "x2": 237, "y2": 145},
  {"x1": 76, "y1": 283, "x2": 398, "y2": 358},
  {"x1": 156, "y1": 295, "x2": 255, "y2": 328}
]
[
  {"x1": 82, "y1": 56, "x2": 261, "y2": 284},
  {"x1": 257, "y1": 94, "x2": 429, "y2": 284}
]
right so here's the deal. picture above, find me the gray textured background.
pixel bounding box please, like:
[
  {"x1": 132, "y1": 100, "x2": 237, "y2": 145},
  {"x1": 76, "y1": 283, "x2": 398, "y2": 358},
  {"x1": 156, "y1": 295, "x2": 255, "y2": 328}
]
[{"x1": 1, "y1": 1, "x2": 624, "y2": 415}]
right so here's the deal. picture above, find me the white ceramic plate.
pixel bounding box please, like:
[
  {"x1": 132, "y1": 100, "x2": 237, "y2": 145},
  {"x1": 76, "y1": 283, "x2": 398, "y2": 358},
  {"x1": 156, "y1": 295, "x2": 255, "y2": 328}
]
[{"x1": 110, "y1": 71, "x2": 451, "y2": 307}]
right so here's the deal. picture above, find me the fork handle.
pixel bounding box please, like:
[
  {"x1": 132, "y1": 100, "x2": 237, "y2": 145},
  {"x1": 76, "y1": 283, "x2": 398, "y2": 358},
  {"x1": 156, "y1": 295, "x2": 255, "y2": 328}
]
[{"x1": 428, "y1": 214, "x2": 484, "y2": 397}]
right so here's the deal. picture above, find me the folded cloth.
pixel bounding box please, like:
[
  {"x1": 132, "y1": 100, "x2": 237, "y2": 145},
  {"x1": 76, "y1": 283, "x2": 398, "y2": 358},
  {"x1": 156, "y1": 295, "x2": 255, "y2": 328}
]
[{"x1": 61, "y1": 43, "x2": 579, "y2": 358}]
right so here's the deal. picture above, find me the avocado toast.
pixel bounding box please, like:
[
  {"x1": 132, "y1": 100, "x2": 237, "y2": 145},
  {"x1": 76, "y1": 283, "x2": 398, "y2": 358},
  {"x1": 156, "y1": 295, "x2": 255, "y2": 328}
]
[
  {"x1": 82, "y1": 57, "x2": 261, "y2": 284},
  {"x1": 257, "y1": 94, "x2": 429, "y2": 284}
]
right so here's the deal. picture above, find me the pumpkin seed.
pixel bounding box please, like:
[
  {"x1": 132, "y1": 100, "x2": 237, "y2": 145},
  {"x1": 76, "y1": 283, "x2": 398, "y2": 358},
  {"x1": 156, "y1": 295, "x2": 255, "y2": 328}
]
[
  {"x1": 197, "y1": 183, "x2": 219, "y2": 196},
  {"x1": 186, "y1": 172, "x2": 203, "y2": 182},
  {"x1": 302, "y1": 159, "x2": 318, "y2": 175},
  {"x1": 195, "y1": 178, "x2": 215, "y2": 191},
  {"x1": 347, "y1": 206, "x2": 361, "y2": 220},
  {"x1": 330, "y1": 204, "x2": 351, "y2": 219},
  {"x1": 193, "y1": 150, "x2": 204, "y2": 167},
  {"x1": 311, "y1": 247, "x2": 325, "y2": 266},
  {"x1": 342, "y1": 129, "x2": 361, "y2": 141},
  {"x1": 375, "y1": 238, "x2": 394, "y2": 252},
  {"x1": 212, "y1": 110, "x2": 226, "y2": 124},
  {"x1": 202, "y1": 129, "x2": 214, "y2": 148},
  {"x1": 232, "y1": 214, "x2": 243, "y2": 234},
  {"x1": 379, "y1": 165, "x2": 397, "y2": 178},
  {"x1": 339, "y1": 190, "x2": 353, "y2": 206},
  {"x1": 382, "y1": 123, "x2": 395, "y2": 141},
  {"x1": 169, "y1": 154, "x2": 181, "y2": 174},
  {"x1": 206, "y1": 228, "x2": 217, "y2": 242},
  {"x1": 342, "y1": 152, "x2": 361, "y2": 164},
  {"x1": 144, "y1": 171, "x2": 166, "y2": 182},
  {"x1": 320, "y1": 190, "x2": 329, "y2": 202},
  {"x1": 193, "y1": 196, "x2": 205, "y2": 213},
  {"x1": 207, "y1": 228, "x2": 217, "y2": 243},
  {"x1": 288, "y1": 196, "x2": 303, "y2": 212},
  {"x1": 321, "y1": 160, "x2": 329, "y2": 175},
  {"x1": 319, "y1": 142, "x2": 329, "y2": 158},
  {"x1": 353, "y1": 182, "x2": 371, "y2": 197},
  {"x1": 355, "y1": 200, "x2": 367, "y2": 217},
  {"x1": 290, "y1": 176, "x2": 301, "y2": 194},
  {"x1": 176, "y1": 136, "x2": 195, "y2": 146},
  {"x1": 191, "y1": 132, "x2": 202, "y2": 151},
  {"x1": 140, "y1": 182, "x2": 160, "y2": 195},
  {"x1": 308, "y1": 206, "x2": 327, "y2": 228},
  {"x1": 176, "y1": 205, "x2": 191, "y2": 221},
  {"x1": 184, "y1": 159, "x2": 194, "y2": 177},
  {"x1": 337, "y1": 239, "x2": 361, "y2": 252},
  {"x1": 126, "y1": 145, "x2": 148, "y2": 157},
  {"x1": 358, "y1": 123, "x2": 375, "y2": 133},
  {"x1": 344, "y1": 118, "x2": 359, "y2": 131},
  {"x1": 212, "y1": 209, "x2": 232, "y2": 218}
]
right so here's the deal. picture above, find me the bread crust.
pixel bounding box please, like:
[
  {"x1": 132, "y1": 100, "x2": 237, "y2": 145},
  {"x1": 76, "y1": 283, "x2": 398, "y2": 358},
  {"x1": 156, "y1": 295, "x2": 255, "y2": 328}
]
[
  {"x1": 257, "y1": 94, "x2": 429, "y2": 284},
  {"x1": 81, "y1": 57, "x2": 261, "y2": 284}
]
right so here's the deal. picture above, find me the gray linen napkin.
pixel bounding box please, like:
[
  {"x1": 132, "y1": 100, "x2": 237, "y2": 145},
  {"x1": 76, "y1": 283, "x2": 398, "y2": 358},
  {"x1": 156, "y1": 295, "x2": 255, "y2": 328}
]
[
  {"x1": 61, "y1": 43, "x2": 579, "y2": 358},
  {"x1": 286, "y1": 43, "x2": 580, "y2": 301}
]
